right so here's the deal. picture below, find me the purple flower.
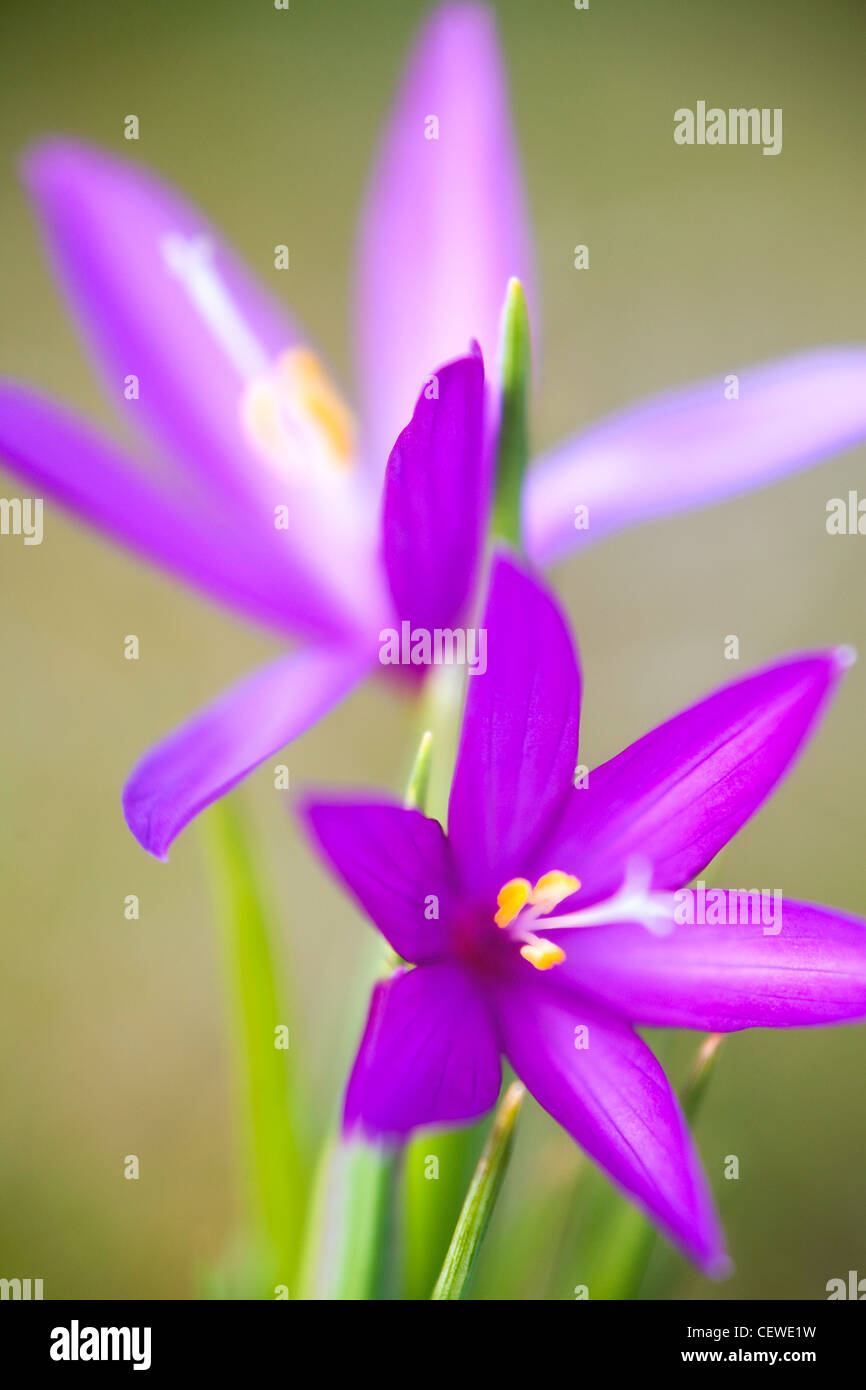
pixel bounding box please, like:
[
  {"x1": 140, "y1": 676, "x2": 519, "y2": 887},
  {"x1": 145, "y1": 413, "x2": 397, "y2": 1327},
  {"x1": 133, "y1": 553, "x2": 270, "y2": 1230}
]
[
  {"x1": 3, "y1": 3, "x2": 866, "y2": 861},
  {"x1": 303, "y1": 556, "x2": 866, "y2": 1272}
]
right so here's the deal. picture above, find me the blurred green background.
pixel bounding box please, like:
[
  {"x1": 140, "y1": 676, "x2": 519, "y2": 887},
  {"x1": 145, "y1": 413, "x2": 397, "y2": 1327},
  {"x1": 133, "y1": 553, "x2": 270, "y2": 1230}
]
[{"x1": 1, "y1": 0, "x2": 864, "y2": 1299}]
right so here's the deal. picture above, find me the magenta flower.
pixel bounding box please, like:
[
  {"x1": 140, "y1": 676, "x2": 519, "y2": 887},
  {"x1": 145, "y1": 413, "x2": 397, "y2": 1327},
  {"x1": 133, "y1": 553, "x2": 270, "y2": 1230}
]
[
  {"x1": 3, "y1": 3, "x2": 866, "y2": 862},
  {"x1": 303, "y1": 557, "x2": 866, "y2": 1272}
]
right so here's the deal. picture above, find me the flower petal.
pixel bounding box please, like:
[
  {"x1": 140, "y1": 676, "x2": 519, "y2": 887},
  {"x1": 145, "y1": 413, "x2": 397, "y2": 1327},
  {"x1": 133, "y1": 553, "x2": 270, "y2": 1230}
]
[
  {"x1": 448, "y1": 556, "x2": 581, "y2": 897},
  {"x1": 123, "y1": 645, "x2": 369, "y2": 859},
  {"x1": 546, "y1": 649, "x2": 851, "y2": 903},
  {"x1": 23, "y1": 137, "x2": 304, "y2": 511},
  {"x1": 382, "y1": 352, "x2": 487, "y2": 632},
  {"x1": 344, "y1": 962, "x2": 501, "y2": 1139},
  {"x1": 0, "y1": 381, "x2": 352, "y2": 638},
  {"x1": 525, "y1": 348, "x2": 866, "y2": 563},
  {"x1": 557, "y1": 897, "x2": 866, "y2": 1031},
  {"x1": 302, "y1": 799, "x2": 456, "y2": 963},
  {"x1": 356, "y1": 2, "x2": 534, "y2": 473},
  {"x1": 491, "y1": 973, "x2": 727, "y2": 1274}
]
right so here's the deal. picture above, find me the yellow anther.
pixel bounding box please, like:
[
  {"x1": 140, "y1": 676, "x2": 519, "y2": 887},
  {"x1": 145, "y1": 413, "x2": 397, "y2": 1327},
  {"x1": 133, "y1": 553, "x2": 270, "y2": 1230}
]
[
  {"x1": 241, "y1": 347, "x2": 356, "y2": 472},
  {"x1": 520, "y1": 938, "x2": 566, "y2": 971},
  {"x1": 531, "y1": 870, "x2": 581, "y2": 915},
  {"x1": 495, "y1": 878, "x2": 532, "y2": 928},
  {"x1": 282, "y1": 349, "x2": 355, "y2": 464}
]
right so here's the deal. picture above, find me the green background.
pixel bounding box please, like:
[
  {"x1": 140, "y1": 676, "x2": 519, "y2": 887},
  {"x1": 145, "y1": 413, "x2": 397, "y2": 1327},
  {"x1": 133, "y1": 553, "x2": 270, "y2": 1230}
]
[{"x1": 0, "y1": 0, "x2": 864, "y2": 1298}]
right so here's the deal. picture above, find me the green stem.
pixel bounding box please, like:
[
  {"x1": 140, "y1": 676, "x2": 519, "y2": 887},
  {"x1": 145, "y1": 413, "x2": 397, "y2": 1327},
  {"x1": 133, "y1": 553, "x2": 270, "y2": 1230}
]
[
  {"x1": 491, "y1": 277, "x2": 531, "y2": 550},
  {"x1": 418, "y1": 663, "x2": 465, "y2": 826},
  {"x1": 201, "y1": 796, "x2": 307, "y2": 1295},
  {"x1": 680, "y1": 1033, "x2": 725, "y2": 1120},
  {"x1": 404, "y1": 728, "x2": 433, "y2": 812},
  {"x1": 297, "y1": 729, "x2": 437, "y2": 1299},
  {"x1": 431, "y1": 1083, "x2": 525, "y2": 1300},
  {"x1": 403, "y1": 666, "x2": 486, "y2": 1297}
]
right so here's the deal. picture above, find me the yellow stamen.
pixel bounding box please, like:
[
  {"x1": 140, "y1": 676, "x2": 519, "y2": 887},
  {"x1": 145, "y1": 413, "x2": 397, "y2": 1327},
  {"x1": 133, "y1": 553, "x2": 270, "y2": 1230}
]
[
  {"x1": 283, "y1": 349, "x2": 355, "y2": 464},
  {"x1": 493, "y1": 868, "x2": 581, "y2": 971},
  {"x1": 520, "y1": 939, "x2": 566, "y2": 971},
  {"x1": 241, "y1": 347, "x2": 356, "y2": 472},
  {"x1": 531, "y1": 870, "x2": 581, "y2": 913},
  {"x1": 495, "y1": 877, "x2": 532, "y2": 928}
]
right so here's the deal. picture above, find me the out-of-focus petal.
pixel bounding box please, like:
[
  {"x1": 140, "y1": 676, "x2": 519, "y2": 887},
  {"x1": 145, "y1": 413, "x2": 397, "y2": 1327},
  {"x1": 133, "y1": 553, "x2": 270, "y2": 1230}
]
[
  {"x1": 556, "y1": 898, "x2": 866, "y2": 1031},
  {"x1": 382, "y1": 352, "x2": 487, "y2": 631},
  {"x1": 448, "y1": 555, "x2": 581, "y2": 897},
  {"x1": 123, "y1": 644, "x2": 370, "y2": 859},
  {"x1": 545, "y1": 649, "x2": 851, "y2": 904},
  {"x1": 23, "y1": 137, "x2": 305, "y2": 512},
  {"x1": 0, "y1": 381, "x2": 356, "y2": 639},
  {"x1": 356, "y1": 2, "x2": 534, "y2": 473},
  {"x1": 525, "y1": 348, "x2": 866, "y2": 564},
  {"x1": 302, "y1": 799, "x2": 456, "y2": 963},
  {"x1": 344, "y1": 962, "x2": 501, "y2": 1139},
  {"x1": 491, "y1": 973, "x2": 727, "y2": 1275}
]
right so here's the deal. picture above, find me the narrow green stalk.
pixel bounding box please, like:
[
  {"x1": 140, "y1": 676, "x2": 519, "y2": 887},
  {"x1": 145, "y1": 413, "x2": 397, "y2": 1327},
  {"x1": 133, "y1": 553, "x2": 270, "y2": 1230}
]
[
  {"x1": 418, "y1": 663, "x2": 465, "y2": 826},
  {"x1": 680, "y1": 1032, "x2": 725, "y2": 1119},
  {"x1": 403, "y1": 667, "x2": 484, "y2": 1297},
  {"x1": 574, "y1": 1034, "x2": 725, "y2": 1301},
  {"x1": 201, "y1": 796, "x2": 307, "y2": 1296},
  {"x1": 491, "y1": 277, "x2": 531, "y2": 550},
  {"x1": 404, "y1": 728, "x2": 433, "y2": 811},
  {"x1": 431, "y1": 1083, "x2": 525, "y2": 1300}
]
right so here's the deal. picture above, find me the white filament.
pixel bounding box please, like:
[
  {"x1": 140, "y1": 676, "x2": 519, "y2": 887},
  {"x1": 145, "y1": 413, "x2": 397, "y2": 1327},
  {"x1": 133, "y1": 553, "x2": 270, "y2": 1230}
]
[
  {"x1": 160, "y1": 232, "x2": 269, "y2": 381},
  {"x1": 543, "y1": 859, "x2": 676, "y2": 937}
]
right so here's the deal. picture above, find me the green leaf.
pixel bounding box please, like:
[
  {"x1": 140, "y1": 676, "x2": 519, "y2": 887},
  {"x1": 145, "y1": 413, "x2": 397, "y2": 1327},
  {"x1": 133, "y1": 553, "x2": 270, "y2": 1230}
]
[
  {"x1": 201, "y1": 795, "x2": 307, "y2": 1296},
  {"x1": 431, "y1": 1083, "x2": 525, "y2": 1300},
  {"x1": 297, "y1": 1135, "x2": 397, "y2": 1300},
  {"x1": 491, "y1": 277, "x2": 532, "y2": 550},
  {"x1": 402, "y1": 1121, "x2": 487, "y2": 1299}
]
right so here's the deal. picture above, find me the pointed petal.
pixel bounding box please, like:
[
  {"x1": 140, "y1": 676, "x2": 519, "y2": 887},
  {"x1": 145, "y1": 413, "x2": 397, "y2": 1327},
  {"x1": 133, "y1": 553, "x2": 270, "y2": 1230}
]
[
  {"x1": 547, "y1": 649, "x2": 851, "y2": 902},
  {"x1": 491, "y1": 975, "x2": 727, "y2": 1274},
  {"x1": 0, "y1": 381, "x2": 348, "y2": 637},
  {"x1": 525, "y1": 348, "x2": 866, "y2": 563},
  {"x1": 23, "y1": 137, "x2": 304, "y2": 510},
  {"x1": 448, "y1": 556, "x2": 581, "y2": 897},
  {"x1": 302, "y1": 799, "x2": 456, "y2": 963},
  {"x1": 344, "y1": 963, "x2": 501, "y2": 1139},
  {"x1": 356, "y1": 2, "x2": 534, "y2": 473},
  {"x1": 382, "y1": 352, "x2": 487, "y2": 631},
  {"x1": 557, "y1": 897, "x2": 866, "y2": 1031},
  {"x1": 123, "y1": 645, "x2": 369, "y2": 859}
]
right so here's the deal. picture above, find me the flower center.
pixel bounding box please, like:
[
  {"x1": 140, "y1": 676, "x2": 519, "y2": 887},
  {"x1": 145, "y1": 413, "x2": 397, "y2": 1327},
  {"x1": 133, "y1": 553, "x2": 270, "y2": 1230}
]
[
  {"x1": 159, "y1": 232, "x2": 356, "y2": 478},
  {"x1": 241, "y1": 348, "x2": 356, "y2": 478},
  {"x1": 494, "y1": 860, "x2": 678, "y2": 972},
  {"x1": 494, "y1": 870, "x2": 580, "y2": 970}
]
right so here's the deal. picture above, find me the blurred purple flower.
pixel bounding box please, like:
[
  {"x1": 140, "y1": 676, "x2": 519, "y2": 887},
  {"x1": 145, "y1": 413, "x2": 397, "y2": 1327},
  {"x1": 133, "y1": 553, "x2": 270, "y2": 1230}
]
[
  {"x1": 304, "y1": 556, "x2": 866, "y2": 1273},
  {"x1": 2, "y1": 3, "x2": 866, "y2": 859}
]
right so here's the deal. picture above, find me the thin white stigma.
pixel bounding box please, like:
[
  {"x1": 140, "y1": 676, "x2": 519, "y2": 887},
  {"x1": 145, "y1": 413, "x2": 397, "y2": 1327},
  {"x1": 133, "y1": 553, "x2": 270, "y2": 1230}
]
[
  {"x1": 544, "y1": 858, "x2": 676, "y2": 937},
  {"x1": 160, "y1": 233, "x2": 269, "y2": 381}
]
